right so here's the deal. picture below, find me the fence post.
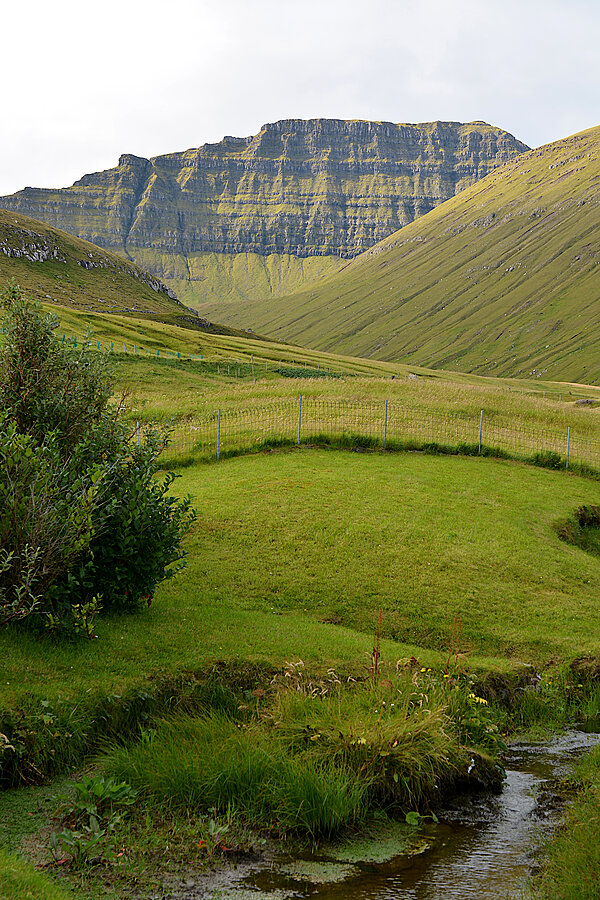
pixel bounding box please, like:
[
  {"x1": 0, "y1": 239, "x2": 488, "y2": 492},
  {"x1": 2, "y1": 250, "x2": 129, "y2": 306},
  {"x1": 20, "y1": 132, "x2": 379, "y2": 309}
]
[
  {"x1": 384, "y1": 399, "x2": 388, "y2": 449},
  {"x1": 566, "y1": 426, "x2": 570, "y2": 470},
  {"x1": 136, "y1": 421, "x2": 140, "y2": 447},
  {"x1": 217, "y1": 409, "x2": 221, "y2": 461},
  {"x1": 298, "y1": 395, "x2": 302, "y2": 446},
  {"x1": 479, "y1": 409, "x2": 484, "y2": 454}
]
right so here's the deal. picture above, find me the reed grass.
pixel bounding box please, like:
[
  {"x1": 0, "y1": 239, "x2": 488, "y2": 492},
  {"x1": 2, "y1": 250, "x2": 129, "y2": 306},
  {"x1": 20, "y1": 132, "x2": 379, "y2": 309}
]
[{"x1": 104, "y1": 712, "x2": 368, "y2": 842}]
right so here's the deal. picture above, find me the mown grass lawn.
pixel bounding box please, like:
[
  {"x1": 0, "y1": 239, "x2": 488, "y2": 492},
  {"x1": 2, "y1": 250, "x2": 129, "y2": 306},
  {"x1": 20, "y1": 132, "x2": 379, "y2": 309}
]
[
  {"x1": 172, "y1": 450, "x2": 600, "y2": 660},
  {"x1": 1, "y1": 449, "x2": 599, "y2": 709}
]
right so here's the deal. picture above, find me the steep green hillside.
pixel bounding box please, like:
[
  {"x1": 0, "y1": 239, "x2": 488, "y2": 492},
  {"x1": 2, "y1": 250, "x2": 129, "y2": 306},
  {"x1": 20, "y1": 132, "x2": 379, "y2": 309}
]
[
  {"x1": 132, "y1": 248, "x2": 347, "y2": 308},
  {"x1": 0, "y1": 209, "x2": 191, "y2": 323},
  {"x1": 0, "y1": 119, "x2": 527, "y2": 307},
  {"x1": 221, "y1": 125, "x2": 600, "y2": 384}
]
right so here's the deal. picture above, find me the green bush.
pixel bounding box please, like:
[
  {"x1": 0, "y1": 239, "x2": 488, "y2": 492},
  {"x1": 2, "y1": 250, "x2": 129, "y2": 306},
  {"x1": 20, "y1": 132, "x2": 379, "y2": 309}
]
[
  {"x1": 81, "y1": 433, "x2": 195, "y2": 611},
  {"x1": 0, "y1": 283, "x2": 195, "y2": 633}
]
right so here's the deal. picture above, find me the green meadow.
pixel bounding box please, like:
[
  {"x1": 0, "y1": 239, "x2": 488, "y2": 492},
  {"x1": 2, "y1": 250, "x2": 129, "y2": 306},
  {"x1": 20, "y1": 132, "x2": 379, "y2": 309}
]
[{"x1": 3, "y1": 449, "x2": 600, "y2": 708}]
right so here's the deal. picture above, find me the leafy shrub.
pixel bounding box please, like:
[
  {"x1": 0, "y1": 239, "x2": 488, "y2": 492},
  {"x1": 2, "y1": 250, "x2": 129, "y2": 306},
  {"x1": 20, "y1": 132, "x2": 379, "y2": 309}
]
[
  {"x1": 0, "y1": 281, "x2": 112, "y2": 454},
  {"x1": 0, "y1": 420, "x2": 99, "y2": 626},
  {"x1": 0, "y1": 283, "x2": 195, "y2": 633}
]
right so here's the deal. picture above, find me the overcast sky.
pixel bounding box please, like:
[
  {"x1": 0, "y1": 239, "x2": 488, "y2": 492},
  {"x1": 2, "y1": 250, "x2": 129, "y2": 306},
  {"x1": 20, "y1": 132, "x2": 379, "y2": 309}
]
[{"x1": 1, "y1": 0, "x2": 598, "y2": 196}]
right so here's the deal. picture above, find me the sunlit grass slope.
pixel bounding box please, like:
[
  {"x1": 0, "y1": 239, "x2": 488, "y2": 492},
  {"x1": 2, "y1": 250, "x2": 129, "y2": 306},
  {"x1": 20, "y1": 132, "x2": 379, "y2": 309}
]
[
  {"x1": 2, "y1": 451, "x2": 600, "y2": 710},
  {"x1": 220, "y1": 125, "x2": 600, "y2": 384},
  {"x1": 0, "y1": 210, "x2": 193, "y2": 324},
  {"x1": 133, "y1": 248, "x2": 347, "y2": 308},
  {"x1": 42, "y1": 303, "x2": 401, "y2": 378},
  {"x1": 42, "y1": 302, "x2": 600, "y2": 422}
]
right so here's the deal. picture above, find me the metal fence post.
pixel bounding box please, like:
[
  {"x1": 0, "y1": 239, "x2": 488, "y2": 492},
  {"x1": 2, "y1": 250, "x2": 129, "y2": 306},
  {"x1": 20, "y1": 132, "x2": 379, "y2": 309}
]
[
  {"x1": 217, "y1": 409, "x2": 221, "y2": 460},
  {"x1": 566, "y1": 426, "x2": 571, "y2": 469},
  {"x1": 298, "y1": 395, "x2": 302, "y2": 446},
  {"x1": 479, "y1": 409, "x2": 483, "y2": 454},
  {"x1": 384, "y1": 399, "x2": 388, "y2": 449}
]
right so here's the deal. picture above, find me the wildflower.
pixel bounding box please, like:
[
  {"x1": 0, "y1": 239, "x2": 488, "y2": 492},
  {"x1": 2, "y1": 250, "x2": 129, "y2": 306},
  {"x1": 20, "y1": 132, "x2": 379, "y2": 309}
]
[{"x1": 420, "y1": 667, "x2": 427, "y2": 673}]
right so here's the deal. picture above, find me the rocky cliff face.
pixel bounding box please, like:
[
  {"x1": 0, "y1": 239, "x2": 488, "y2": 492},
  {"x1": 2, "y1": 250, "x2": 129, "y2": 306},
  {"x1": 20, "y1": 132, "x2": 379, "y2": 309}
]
[{"x1": 0, "y1": 119, "x2": 528, "y2": 258}]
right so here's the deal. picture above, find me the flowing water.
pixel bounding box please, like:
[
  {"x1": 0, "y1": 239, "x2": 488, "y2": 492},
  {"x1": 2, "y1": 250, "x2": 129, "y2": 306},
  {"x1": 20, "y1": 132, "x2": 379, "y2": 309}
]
[{"x1": 169, "y1": 730, "x2": 599, "y2": 900}]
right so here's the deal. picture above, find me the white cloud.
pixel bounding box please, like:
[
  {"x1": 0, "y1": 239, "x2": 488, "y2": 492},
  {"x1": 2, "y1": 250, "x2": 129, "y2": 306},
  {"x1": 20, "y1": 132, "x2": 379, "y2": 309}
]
[{"x1": 0, "y1": 0, "x2": 598, "y2": 194}]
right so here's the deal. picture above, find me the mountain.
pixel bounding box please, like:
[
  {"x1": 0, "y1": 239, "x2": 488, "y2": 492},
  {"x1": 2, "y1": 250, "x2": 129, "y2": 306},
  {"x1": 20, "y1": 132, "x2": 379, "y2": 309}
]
[
  {"x1": 0, "y1": 119, "x2": 528, "y2": 308},
  {"x1": 0, "y1": 209, "x2": 197, "y2": 325},
  {"x1": 216, "y1": 125, "x2": 600, "y2": 384}
]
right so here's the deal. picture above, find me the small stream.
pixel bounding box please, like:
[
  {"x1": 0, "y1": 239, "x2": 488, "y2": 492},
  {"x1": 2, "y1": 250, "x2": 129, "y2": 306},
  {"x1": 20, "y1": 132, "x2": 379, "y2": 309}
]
[{"x1": 168, "y1": 730, "x2": 599, "y2": 900}]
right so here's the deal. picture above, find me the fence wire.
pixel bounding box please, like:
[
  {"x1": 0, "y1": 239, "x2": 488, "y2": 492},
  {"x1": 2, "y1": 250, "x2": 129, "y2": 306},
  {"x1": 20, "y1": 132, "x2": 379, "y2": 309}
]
[{"x1": 158, "y1": 399, "x2": 600, "y2": 471}]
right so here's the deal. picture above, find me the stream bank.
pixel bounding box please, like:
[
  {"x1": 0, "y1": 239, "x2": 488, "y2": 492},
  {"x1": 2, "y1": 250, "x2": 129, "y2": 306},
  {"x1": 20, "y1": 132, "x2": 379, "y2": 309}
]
[{"x1": 161, "y1": 731, "x2": 599, "y2": 900}]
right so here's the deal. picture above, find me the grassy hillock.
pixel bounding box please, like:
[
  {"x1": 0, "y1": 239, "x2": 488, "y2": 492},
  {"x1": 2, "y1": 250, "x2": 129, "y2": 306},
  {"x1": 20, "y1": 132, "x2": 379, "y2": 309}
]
[
  {"x1": 0, "y1": 209, "x2": 194, "y2": 325},
  {"x1": 217, "y1": 125, "x2": 600, "y2": 384}
]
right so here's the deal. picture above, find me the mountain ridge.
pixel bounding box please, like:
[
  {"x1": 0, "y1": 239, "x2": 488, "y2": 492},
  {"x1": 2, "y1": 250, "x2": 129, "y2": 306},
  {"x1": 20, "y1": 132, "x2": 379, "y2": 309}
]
[{"x1": 0, "y1": 118, "x2": 529, "y2": 305}]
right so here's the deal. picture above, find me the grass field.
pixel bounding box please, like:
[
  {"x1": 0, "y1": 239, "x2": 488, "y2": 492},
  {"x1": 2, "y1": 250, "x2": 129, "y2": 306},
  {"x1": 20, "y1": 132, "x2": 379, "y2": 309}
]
[
  {"x1": 2, "y1": 450, "x2": 600, "y2": 712},
  {"x1": 2, "y1": 448, "x2": 600, "y2": 899}
]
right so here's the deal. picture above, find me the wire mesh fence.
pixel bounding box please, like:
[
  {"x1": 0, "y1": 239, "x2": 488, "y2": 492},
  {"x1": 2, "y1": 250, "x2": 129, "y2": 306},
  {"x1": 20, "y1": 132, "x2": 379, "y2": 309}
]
[{"x1": 155, "y1": 398, "x2": 600, "y2": 472}]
